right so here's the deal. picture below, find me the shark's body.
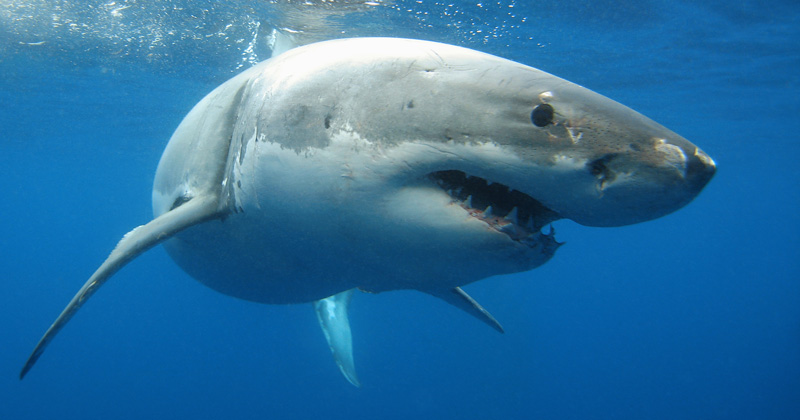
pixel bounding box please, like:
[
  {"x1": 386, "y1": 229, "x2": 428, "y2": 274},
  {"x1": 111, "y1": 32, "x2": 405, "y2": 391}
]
[{"x1": 21, "y1": 38, "x2": 715, "y2": 386}]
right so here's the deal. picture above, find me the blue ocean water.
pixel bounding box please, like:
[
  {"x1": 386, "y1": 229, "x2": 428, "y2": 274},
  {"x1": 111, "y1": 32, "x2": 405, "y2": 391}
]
[{"x1": 1, "y1": 1, "x2": 798, "y2": 419}]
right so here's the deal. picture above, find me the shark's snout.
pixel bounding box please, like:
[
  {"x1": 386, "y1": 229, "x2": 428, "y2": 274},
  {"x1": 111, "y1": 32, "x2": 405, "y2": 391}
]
[
  {"x1": 531, "y1": 129, "x2": 716, "y2": 229},
  {"x1": 585, "y1": 137, "x2": 716, "y2": 227},
  {"x1": 684, "y1": 146, "x2": 716, "y2": 193}
]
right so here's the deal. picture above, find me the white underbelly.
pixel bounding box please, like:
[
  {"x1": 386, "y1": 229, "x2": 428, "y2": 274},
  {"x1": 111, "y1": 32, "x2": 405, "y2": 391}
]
[{"x1": 160, "y1": 133, "x2": 548, "y2": 303}]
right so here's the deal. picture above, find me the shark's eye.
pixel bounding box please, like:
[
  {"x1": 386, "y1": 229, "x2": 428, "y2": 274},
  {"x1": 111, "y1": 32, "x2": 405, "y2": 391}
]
[{"x1": 531, "y1": 103, "x2": 554, "y2": 127}]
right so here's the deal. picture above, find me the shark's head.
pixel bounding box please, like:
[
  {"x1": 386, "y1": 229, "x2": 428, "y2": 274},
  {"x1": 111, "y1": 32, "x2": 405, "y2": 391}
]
[
  {"x1": 499, "y1": 84, "x2": 717, "y2": 227},
  {"x1": 356, "y1": 43, "x2": 717, "y2": 231}
]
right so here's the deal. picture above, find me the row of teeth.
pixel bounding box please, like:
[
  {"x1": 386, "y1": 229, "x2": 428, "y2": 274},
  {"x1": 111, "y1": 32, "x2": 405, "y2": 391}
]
[{"x1": 447, "y1": 190, "x2": 553, "y2": 242}]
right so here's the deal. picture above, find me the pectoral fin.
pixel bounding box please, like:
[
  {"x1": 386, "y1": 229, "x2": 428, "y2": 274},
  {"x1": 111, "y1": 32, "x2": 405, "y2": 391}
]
[
  {"x1": 314, "y1": 289, "x2": 360, "y2": 387},
  {"x1": 20, "y1": 194, "x2": 223, "y2": 379},
  {"x1": 424, "y1": 287, "x2": 504, "y2": 333}
]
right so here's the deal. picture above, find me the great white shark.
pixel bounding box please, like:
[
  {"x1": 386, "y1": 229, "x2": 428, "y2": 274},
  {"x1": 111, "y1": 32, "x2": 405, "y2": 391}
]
[{"x1": 21, "y1": 38, "x2": 715, "y2": 386}]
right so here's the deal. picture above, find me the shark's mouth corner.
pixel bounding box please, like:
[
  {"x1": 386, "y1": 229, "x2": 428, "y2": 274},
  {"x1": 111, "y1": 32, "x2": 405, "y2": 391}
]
[{"x1": 428, "y1": 170, "x2": 564, "y2": 249}]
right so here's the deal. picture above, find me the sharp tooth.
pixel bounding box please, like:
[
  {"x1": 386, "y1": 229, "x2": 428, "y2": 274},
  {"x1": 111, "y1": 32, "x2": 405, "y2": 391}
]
[
  {"x1": 484, "y1": 205, "x2": 494, "y2": 216},
  {"x1": 499, "y1": 223, "x2": 517, "y2": 234},
  {"x1": 526, "y1": 217, "x2": 536, "y2": 231},
  {"x1": 548, "y1": 224, "x2": 556, "y2": 236},
  {"x1": 504, "y1": 207, "x2": 519, "y2": 224},
  {"x1": 465, "y1": 195, "x2": 473, "y2": 208}
]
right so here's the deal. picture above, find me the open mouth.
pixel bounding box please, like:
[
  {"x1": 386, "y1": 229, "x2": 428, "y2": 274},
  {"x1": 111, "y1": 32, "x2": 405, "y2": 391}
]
[{"x1": 428, "y1": 170, "x2": 563, "y2": 248}]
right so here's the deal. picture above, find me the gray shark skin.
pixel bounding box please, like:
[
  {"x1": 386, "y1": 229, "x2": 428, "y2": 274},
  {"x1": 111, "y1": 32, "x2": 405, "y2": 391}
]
[{"x1": 21, "y1": 38, "x2": 715, "y2": 384}]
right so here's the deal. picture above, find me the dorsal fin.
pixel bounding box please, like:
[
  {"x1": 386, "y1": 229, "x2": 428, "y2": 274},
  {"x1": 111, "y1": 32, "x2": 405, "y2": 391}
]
[{"x1": 20, "y1": 195, "x2": 223, "y2": 379}]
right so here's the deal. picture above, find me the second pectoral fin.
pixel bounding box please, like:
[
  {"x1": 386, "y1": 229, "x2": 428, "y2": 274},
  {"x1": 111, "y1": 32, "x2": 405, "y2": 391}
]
[{"x1": 423, "y1": 287, "x2": 504, "y2": 334}]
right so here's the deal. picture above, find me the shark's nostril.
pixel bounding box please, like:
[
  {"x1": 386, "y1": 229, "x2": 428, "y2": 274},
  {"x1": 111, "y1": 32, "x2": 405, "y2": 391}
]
[{"x1": 586, "y1": 154, "x2": 618, "y2": 189}]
